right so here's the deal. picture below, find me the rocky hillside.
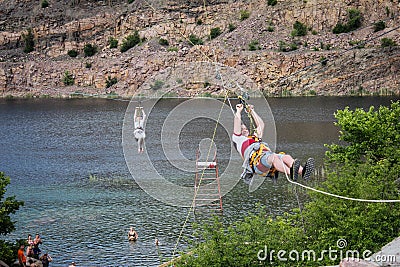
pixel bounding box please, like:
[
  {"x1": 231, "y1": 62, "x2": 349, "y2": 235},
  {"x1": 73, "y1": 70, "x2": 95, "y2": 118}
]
[{"x1": 0, "y1": 0, "x2": 399, "y2": 98}]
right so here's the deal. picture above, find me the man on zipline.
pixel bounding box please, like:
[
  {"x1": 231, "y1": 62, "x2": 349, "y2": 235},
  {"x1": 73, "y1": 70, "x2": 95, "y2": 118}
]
[
  {"x1": 232, "y1": 103, "x2": 314, "y2": 184},
  {"x1": 134, "y1": 106, "x2": 146, "y2": 153}
]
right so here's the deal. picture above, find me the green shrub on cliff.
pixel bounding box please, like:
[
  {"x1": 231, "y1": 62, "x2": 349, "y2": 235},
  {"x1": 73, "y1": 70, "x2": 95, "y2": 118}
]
[
  {"x1": 84, "y1": 43, "x2": 97, "y2": 57},
  {"x1": 106, "y1": 76, "x2": 118, "y2": 88},
  {"x1": 188, "y1": 34, "x2": 203, "y2": 46},
  {"x1": 333, "y1": 8, "x2": 362, "y2": 34},
  {"x1": 109, "y1": 37, "x2": 118, "y2": 49},
  {"x1": 381, "y1": 37, "x2": 397, "y2": 47},
  {"x1": 240, "y1": 10, "x2": 250, "y2": 21},
  {"x1": 67, "y1": 50, "x2": 78, "y2": 57},
  {"x1": 374, "y1": 20, "x2": 386, "y2": 32},
  {"x1": 291, "y1": 21, "x2": 307, "y2": 36},
  {"x1": 210, "y1": 27, "x2": 222, "y2": 40},
  {"x1": 41, "y1": 0, "x2": 49, "y2": 8},
  {"x1": 120, "y1": 31, "x2": 141, "y2": 52},
  {"x1": 63, "y1": 71, "x2": 75, "y2": 86}
]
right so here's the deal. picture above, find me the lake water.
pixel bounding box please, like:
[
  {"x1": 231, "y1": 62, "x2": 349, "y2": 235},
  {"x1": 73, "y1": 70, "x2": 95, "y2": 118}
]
[{"x1": 0, "y1": 96, "x2": 398, "y2": 266}]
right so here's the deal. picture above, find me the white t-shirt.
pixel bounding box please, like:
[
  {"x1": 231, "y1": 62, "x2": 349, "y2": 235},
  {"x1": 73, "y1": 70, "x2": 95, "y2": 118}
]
[{"x1": 232, "y1": 133, "x2": 257, "y2": 158}]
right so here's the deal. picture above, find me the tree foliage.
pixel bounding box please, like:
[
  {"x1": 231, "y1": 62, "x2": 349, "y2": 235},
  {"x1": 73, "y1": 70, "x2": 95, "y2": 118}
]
[
  {"x1": 0, "y1": 172, "x2": 24, "y2": 265},
  {"x1": 304, "y1": 101, "x2": 400, "y2": 257},
  {"x1": 175, "y1": 101, "x2": 400, "y2": 266}
]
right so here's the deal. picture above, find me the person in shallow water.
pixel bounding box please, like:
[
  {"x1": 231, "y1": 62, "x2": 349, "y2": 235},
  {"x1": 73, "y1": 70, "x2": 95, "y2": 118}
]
[
  {"x1": 128, "y1": 227, "x2": 138, "y2": 241},
  {"x1": 134, "y1": 107, "x2": 146, "y2": 153},
  {"x1": 232, "y1": 103, "x2": 315, "y2": 184}
]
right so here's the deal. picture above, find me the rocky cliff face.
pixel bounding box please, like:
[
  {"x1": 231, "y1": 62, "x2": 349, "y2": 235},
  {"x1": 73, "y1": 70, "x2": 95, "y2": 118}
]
[{"x1": 0, "y1": 0, "x2": 399, "y2": 97}]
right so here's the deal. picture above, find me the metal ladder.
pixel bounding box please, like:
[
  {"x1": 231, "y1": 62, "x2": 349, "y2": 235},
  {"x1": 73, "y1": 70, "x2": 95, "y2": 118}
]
[{"x1": 194, "y1": 149, "x2": 223, "y2": 214}]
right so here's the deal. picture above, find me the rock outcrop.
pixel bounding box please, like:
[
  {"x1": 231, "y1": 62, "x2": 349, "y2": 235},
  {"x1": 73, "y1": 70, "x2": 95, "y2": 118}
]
[{"x1": 0, "y1": 0, "x2": 399, "y2": 97}]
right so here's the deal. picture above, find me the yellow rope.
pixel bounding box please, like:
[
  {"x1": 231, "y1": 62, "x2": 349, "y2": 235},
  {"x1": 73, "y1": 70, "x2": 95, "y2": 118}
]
[{"x1": 171, "y1": 88, "x2": 230, "y2": 258}]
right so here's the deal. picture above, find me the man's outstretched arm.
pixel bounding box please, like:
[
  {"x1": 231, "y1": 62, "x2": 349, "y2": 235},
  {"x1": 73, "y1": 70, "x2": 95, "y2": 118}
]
[
  {"x1": 249, "y1": 106, "x2": 264, "y2": 139},
  {"x1": 234, "y1": 104, "x2": 243, "y2": 135}
]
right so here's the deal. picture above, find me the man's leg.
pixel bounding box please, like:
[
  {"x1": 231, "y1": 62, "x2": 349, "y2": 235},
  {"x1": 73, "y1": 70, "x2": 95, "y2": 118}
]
[{"x1": 270, "y1": 154, "x2": 291, "y2": 174}]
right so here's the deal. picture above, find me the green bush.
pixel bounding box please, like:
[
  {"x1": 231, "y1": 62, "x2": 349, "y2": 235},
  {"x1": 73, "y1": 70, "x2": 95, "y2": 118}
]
[
  {"x1": 41, "y1": 0, "x2": 49, "y2": 8},
  {"x1": 105, "y1": 76, "x2": 118, "y2": 88},
  {"x1": 67, "y1": 49, "x2": 78, "y2": 57},
  {"x1": 151, "y1": 80, "x2": 164, "y2": 90},
  {"x1": 248, "y1": 40, "x2": 261, "y2": 51},
  {"x1": 267, "y1": 0, "x2": 277, "y2": 6},
  {"x1": 167, "y1": 46, "x2": 178, "y2": 52},
  {"x1": 228, "y1": 23, "x2": 236, "y2": 32},
  {"x1": 62, "y1": 71, "x2": 74, "y2": 85},
  {"x1": 291, "y1": 21, "x2": 307, "y2": 36},
  {"x1": 333, "y1": 8, "x2": 362, "y2": 34},
  {"x1": 381, "y1": 37, "x2": 397, "y2": 47},
  {"x1": 22, "y1": 28, "x2": 34, "y2": 53},
  {"x1": 240, "y1": 10, "x2": 250, "y2": 21},
  {"x1": 83, "y1": 43, "x2": 97, "y2": 57},
  {"x1": 278, "y1": 40, "x2": 298, "y2": 52},
  {"x1": 347, "y1": 8, "x2": 362, "y2": 30},
  {"x1": 159, "y1": 38, "x2": 169, "y2": 46},
  {"x1": 210, "y1": 27, "x2": 222, "y2": 40},
  {"x1": 188, "y1": 34, "x2": 203, "y2": 46},
  {"x1": 374, "y1": 20, "x2": 386, "y2": 32},
  {"x1": 108, "y1": 37, "x2": 118, "y2": 49},
  {"x1": 333, "y1": 23, "x2": 349, "y2": 34},
  {"x1": 120, "y1": 30, "x2": 141, "y2": 52}
]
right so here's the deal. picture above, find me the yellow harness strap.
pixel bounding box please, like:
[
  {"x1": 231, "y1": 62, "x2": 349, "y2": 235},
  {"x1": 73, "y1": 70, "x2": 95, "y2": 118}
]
[{"x1": 248, "y1": 135, "x2": 286, "y2": 177}]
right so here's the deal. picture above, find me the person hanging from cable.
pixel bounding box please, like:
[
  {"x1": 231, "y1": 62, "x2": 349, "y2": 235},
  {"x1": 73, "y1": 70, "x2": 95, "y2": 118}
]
[
  {"x1": 134, "y1": 106, "x2": 146, "y2": 153},
  {"x1": 232, "y1": 99, "x2": 314, "y2": 185}
]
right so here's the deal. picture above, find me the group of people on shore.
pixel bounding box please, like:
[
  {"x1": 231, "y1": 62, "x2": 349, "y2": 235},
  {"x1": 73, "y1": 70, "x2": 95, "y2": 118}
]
[{"x1": 17, "y1": 234, "x2": 52, "y2": 267}]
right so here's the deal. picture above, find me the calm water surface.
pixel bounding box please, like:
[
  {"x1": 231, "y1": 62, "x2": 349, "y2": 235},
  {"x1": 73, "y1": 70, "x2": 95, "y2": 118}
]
[{"x1": 0, "y1": 96, "x2": 398, "y2": 266}]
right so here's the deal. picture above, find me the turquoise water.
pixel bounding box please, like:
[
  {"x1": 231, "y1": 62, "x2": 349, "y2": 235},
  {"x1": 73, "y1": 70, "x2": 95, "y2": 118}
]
[{"x1": 0, "y1": 96, "x2": 398, "y2": 266}]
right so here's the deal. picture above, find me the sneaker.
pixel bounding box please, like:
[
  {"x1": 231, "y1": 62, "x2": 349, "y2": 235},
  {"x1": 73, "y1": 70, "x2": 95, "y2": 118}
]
[
  {"x1": 241, "y1": 169, "x2": 254, "y2": 185},
  {"x1": 290, "y1": 159, "x2": 300, "y2": 181},
  {"x1": 302, "y1": 158, "x2": 315, "y2": 180}
]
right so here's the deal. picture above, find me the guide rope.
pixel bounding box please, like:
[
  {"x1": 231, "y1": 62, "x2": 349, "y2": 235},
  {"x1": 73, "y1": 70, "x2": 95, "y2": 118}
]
[{"x1": 280, "y1": 158, "x2": 400, "y2": 203}]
